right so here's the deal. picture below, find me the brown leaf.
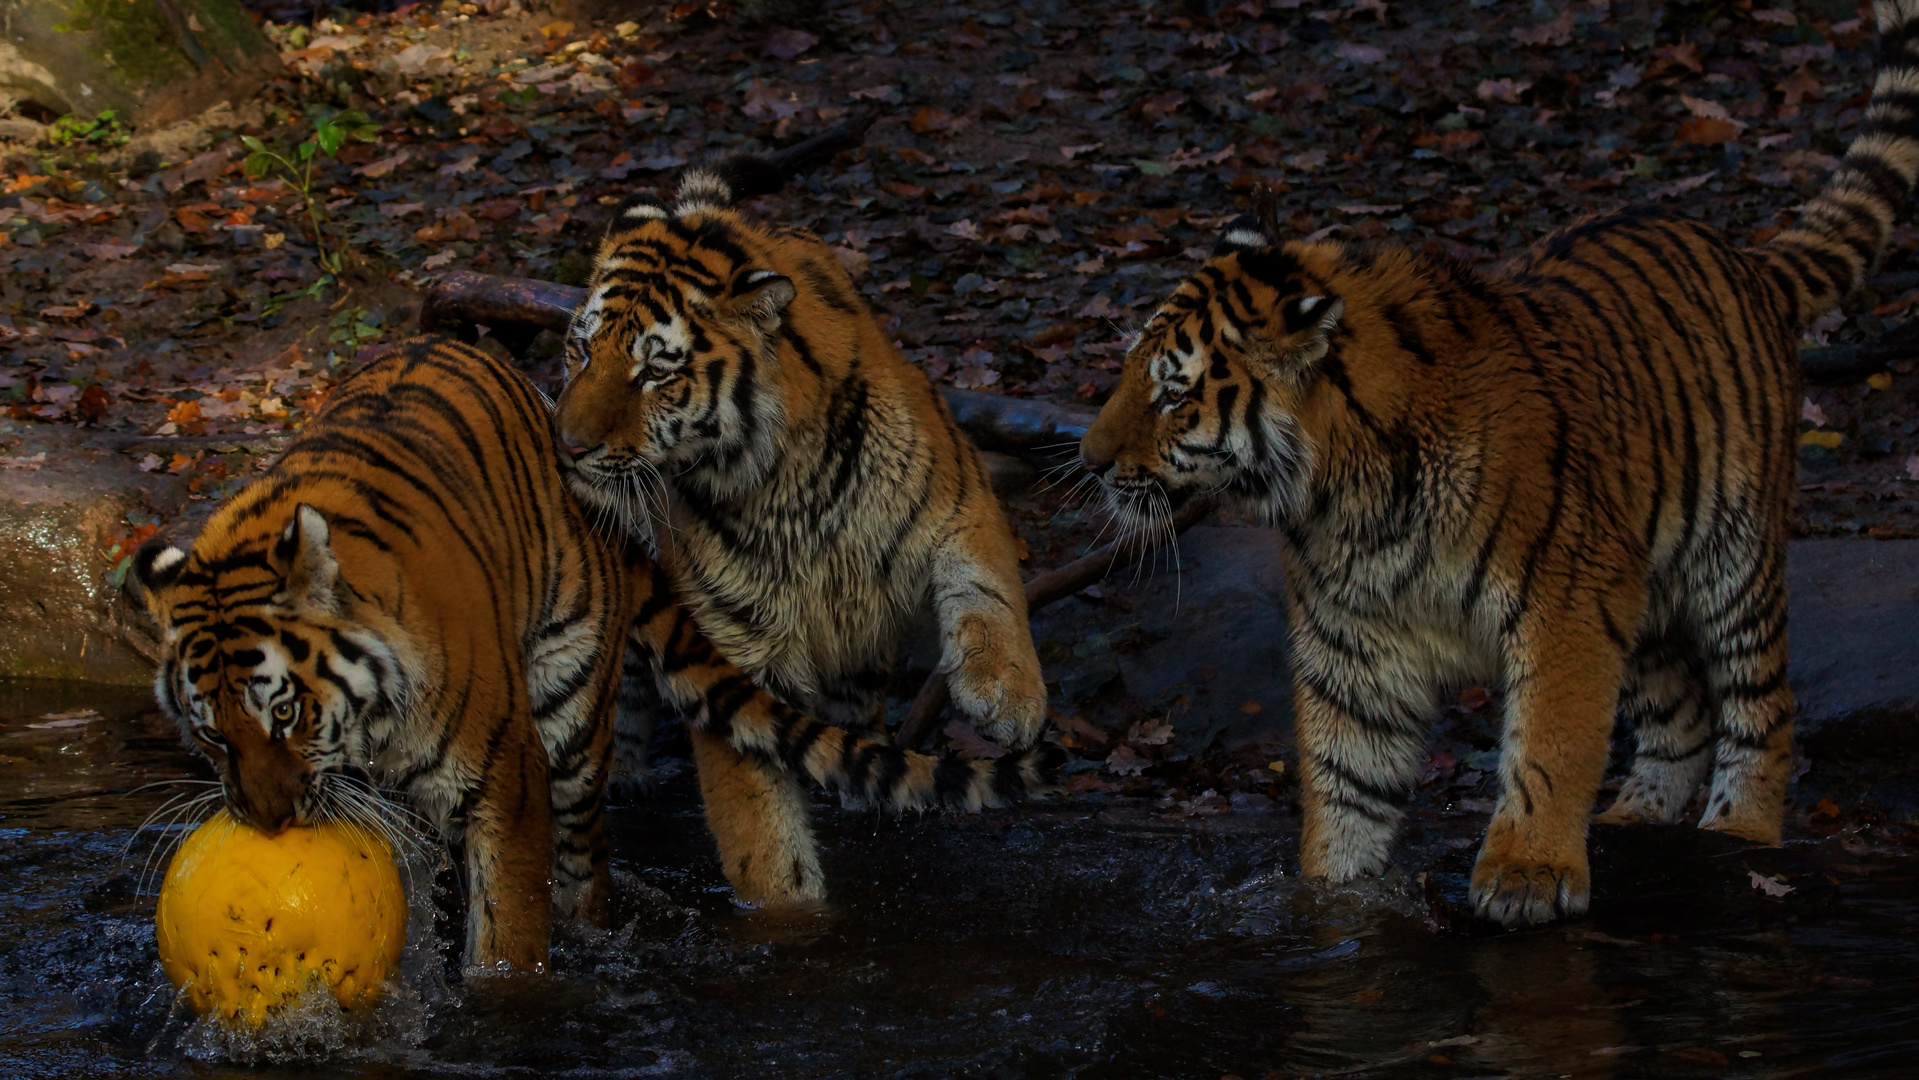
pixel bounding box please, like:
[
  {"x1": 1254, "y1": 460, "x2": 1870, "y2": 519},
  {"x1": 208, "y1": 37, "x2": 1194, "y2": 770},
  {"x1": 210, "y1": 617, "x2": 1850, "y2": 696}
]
[
  {"x1": 1676, "y1": 118, "x2": 1738, "y2": 146},
  {"x1": 909, "y1": 106, "x2": 953, "y2": 134},
  {"x1": 175, "y1": 207, "x2": 214, "y2": 234},
  {"x1": 472, "y1": 198, "x2": 523, "y2": 221},
  {"x1": 615, "y1": 60, "x2": 654, "y2": 90},
  {"x1": 1050, "y1": 710, "x2": 1109, "y2": 746},
  {"x1": 1777, "y1": 65, "x2": 1824, "y2": 115},
  {"x1": 1513, "y1": 8, "x2": 1576, "y2": 46},
  {"x1": 761, "y1": 28, "x2": 817, "y2": 59},
  {"x1": 942, "y1": 718, "x2": 1008, "y2": 760},
  {"x1": 354, "y1": 151, "x2": 411, "y2": 179},
  {"x1": 38, "y1": 302, "x2": 95, "y2": 321},
  {"x1": 1653, "y1": 41, "x2": 1704, "y2": 74},
  {"x1": 76, "y1": 384, "x2": 110, "y2": 424},
  {"x1": 1105, "y1": 744, "x2": 1150, "y2": 776}
]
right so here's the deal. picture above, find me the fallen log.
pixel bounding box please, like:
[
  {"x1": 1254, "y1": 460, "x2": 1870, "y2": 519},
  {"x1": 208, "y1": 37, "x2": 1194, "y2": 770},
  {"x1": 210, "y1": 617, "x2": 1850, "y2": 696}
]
[
  {"x1": 893, "y1": 496, "x2": 1218, "y2": 752},
  {"x1": 1800, "y1": 314, "x2": 1919, "y2": 383}
]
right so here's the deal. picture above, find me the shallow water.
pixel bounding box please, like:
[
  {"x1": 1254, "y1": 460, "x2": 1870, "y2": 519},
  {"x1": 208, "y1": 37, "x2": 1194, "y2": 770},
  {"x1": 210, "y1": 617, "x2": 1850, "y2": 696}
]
[{"x1": 3, "y1": 678, "x2": 1917, "y2": 1079}]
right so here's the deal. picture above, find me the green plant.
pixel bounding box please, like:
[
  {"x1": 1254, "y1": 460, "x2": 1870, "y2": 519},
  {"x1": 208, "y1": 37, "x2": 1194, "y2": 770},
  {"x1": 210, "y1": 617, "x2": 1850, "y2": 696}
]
[
  {"x1": 326, "y1": 306, "x2": 388, "y2": 362},
  {"x1": 241, "y1": 110, "x2": 380, "y2": 276},
  {"x1": 47, "y1": 110, "x2": 129, "y2": 148}
]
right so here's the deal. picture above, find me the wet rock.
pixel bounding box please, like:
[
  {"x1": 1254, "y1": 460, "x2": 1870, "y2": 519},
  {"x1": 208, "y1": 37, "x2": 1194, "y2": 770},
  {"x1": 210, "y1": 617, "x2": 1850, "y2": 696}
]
[
  {"x1": 1032, "y1": 524, "x2": 1292, "y2": 753},
  {"x1": 978, "y1": 450, "x2": 1037, "y2": 497},
  {"x1": 0, "y1": 437, "x2": 155, "y2": 684},
  {"x1": 1040, "y1": 528, "x2": 1919, "y2": 751},
  {"x1": 1786, "y1": 539, "x2": 1919, "y2": 728}
]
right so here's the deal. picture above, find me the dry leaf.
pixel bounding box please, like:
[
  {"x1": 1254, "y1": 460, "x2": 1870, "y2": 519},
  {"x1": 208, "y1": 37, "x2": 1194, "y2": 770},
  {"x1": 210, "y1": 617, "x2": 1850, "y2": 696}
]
[
  {"x1": 942, "y1": 718, "x2": 1008, "y2": 760},
  {"x1": 1105, "y1": 744, "x2": 1150, "y2": 776}
]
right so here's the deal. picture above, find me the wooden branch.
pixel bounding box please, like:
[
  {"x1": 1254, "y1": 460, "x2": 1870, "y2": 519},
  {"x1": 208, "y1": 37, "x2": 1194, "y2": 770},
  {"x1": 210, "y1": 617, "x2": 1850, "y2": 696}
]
[
  {"x1": 893, "y1": 497, "x2": 1218, "y2": 752},
  {"x1": 1800, "y1": 314, "x2": 1919, "y2": 383}
]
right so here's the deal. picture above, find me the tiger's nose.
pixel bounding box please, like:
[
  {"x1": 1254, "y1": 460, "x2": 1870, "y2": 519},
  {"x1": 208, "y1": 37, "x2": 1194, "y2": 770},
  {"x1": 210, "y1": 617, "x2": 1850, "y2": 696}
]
[
  {"x1": 1079, "y1": 440, "x2": 1115, "y2": 478},
  {"x1": 560, "y1": 441, "x2": 593, "y2": 460}
]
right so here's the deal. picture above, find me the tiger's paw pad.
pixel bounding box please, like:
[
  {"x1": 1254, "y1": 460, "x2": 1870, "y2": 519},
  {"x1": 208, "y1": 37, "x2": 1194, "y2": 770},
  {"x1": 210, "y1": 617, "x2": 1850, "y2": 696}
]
[{"x1": 1469, "y1": 857, "x2": 1590, "y2": 928}]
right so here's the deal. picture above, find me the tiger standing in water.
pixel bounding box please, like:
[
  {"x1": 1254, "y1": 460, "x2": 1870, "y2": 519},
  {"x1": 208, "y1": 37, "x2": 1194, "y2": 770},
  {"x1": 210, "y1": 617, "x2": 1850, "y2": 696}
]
[
  {"x1": 1077, "y1": 0, "x2": 1919, "y2": 925},
  {"x1": 550, "y1": 159, "x2": 1048, "y2": 905},
  {"x1": 133, "y1": 338, "x2": 1055, "y2": 970}
]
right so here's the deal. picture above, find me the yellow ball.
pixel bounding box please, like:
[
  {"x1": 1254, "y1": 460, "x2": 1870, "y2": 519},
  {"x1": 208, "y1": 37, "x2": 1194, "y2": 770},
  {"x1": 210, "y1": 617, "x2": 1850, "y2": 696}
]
[{"x1": 155, "y1": 810, "x2": 408, "y2": 1027}]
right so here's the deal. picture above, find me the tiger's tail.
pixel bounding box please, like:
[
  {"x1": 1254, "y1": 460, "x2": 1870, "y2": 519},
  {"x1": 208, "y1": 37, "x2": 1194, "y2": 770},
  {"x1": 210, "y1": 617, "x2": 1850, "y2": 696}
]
[
  {"x1": 1756, "y1": 0, "x2": 1919, "y2": 322},
  {"x1": 633, "y1": 581, "x2": 1062, "y2": 812},
  {"x1": 693, "y1": 683, "x2": 1065, "y2": 813},
  {"x1": 673, "y1": 115, "x2": 874, "y2": 213}
]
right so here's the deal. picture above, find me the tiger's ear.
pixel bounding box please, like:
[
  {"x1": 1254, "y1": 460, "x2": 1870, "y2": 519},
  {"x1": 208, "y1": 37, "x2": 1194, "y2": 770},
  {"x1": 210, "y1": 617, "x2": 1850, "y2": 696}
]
[
  {"x1": 1213, "y1": 213, "x2": 1275, "y2": 255},
  {"x1": 720, "y1": 267, "x2": 796, "y2": 332},
  {"x1": 273, "y1": 504, "x2": 342, "y2": 614},
  {"x1": 1282, "y1": 294, "x2": 1344, "y2": 336},
  {"x1": 1272, "y1": 294, "x2": 1345, "y2": 371},
  {"x1": 131, "y1": 538, "x2": 189, "y2": 614}
]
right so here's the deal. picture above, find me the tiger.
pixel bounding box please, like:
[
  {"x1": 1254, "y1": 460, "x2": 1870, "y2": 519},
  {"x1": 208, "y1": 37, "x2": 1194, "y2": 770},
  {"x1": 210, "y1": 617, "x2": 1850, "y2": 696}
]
[
  {"x1": 1076, "y1": 0, "x2": 1919, "y2": 927},
  {"x1": 547, "y1": 155, "x2": 1049, "y2": 885},
  {"x1": 132, "y1": 337, "x2": 1058, "y2": 971}
]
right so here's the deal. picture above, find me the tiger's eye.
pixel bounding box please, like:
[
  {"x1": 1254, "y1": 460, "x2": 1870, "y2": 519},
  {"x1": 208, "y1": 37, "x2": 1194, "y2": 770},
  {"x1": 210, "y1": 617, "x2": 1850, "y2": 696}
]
[{"x1": 272, "y1": 701, "x2": 296, "y2": 722}]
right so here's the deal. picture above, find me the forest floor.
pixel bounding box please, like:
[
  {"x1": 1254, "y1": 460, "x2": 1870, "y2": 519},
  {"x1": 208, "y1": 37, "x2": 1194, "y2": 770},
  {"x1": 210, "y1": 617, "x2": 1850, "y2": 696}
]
[
  {"x1": 4, "y1": 0, "x2": 1919, "y2": 531},
  {"x1": 2, "y1": 0, "x2": 1918, "y2": 813}
]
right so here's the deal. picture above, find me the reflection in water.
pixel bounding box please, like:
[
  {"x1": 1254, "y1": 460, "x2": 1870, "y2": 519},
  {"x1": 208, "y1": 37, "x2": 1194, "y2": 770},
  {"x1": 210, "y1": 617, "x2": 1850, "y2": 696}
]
[{"x1": 2, "y1": 678, "x2": 1917, "y2": 1078}]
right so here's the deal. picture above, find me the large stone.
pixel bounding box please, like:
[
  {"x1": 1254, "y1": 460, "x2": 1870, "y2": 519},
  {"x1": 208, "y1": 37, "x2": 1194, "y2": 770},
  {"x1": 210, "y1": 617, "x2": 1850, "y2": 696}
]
[
  {"x1": 1785, "y1": 539, "x2": 1919, "y2": 729},
  {"x1": 0, "y1": 0, "x2": 280, "y2": 126},
  {"x1": 0, "y1": 441, "x2": 155, "y2": 684},
  {"x1": 1037, "y1": 528, "x2": 1919, "y2": 751}
]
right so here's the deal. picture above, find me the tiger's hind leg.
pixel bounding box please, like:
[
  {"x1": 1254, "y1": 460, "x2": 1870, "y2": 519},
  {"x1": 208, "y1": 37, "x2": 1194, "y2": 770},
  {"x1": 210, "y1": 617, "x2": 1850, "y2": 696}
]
[
  {"x1": 1595, "y1": 616, "x2": 1713, "y2": 826},
  {"x1": 690, "y1": 728, "x2": 826, "y2": 906},
  {"x1": 1690, "y1": 536, "x2": 1794, "y2": 844}
]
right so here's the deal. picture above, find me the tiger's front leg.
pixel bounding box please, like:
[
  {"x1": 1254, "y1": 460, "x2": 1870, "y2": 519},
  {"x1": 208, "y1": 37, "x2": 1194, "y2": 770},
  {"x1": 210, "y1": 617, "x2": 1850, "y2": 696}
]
[
  {"x1": 1470, "y1": 612, "x2": 1625, "y2": 927},
  {"x1": 929, "y1": 518, "x2": 1045, "y2": 749},
  {"x1": 1295, "y1": 629, "x2": 1435, "y2": 882},
  {"x1": 463, "y1": 717, "x2": 557, "y2": 971}
]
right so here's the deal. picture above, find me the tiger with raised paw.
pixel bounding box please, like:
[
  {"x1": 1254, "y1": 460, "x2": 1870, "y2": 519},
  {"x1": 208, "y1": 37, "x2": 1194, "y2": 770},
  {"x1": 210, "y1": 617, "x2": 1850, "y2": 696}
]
[
  {"x1": 550, "y1": 158, "x2": 1049, "y2": 904},
  {"x1": 1076, "y1": 0, "x2": 1919, "y2": 926}
]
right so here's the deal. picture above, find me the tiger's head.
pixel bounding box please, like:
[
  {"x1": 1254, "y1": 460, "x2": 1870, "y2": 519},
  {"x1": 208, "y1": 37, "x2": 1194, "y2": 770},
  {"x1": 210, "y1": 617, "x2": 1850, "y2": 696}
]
[
  {"x1": 1079, "y1": 213, "x2": 1344, "y2": 529},
  {"x1": 133, "y1": 505, "x2": 410, "y2": 834},
  {"x1": 552, "y1": 177, "x2": 797, "y2": 522}
]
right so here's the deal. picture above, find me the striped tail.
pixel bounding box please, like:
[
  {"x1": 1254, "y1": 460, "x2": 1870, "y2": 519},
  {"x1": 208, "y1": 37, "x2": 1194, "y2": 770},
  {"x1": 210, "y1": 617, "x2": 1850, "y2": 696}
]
[
  {"x1": 629, "y1": 575, "x2": 1062, "y2": 813},
  {"x1": 1756, "y1": 0, "x2": 1919, "y2": 323},
  {"x1": 673, "y1": 115, "x2": 873, "y2": 214},
  {"x1": 692, "y1": 683, "x2": 1065, "y2": 813}
]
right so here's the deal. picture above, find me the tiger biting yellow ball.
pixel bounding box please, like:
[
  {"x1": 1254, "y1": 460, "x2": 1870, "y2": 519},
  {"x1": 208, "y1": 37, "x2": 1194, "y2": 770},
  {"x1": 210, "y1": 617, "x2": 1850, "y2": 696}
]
[{"x1": 155, "y1": 810, "x2": 407, "y2": 1027}]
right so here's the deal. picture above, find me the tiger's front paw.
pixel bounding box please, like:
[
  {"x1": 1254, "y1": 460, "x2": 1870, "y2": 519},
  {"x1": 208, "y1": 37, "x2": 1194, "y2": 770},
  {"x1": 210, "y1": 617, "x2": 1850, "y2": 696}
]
[
  {"x1": 944, "y1": 615, "x2": 1046, "y2": 749},
  {"x1": 1469, "y1": 847, "x2": 1590, "y2": 928}
]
